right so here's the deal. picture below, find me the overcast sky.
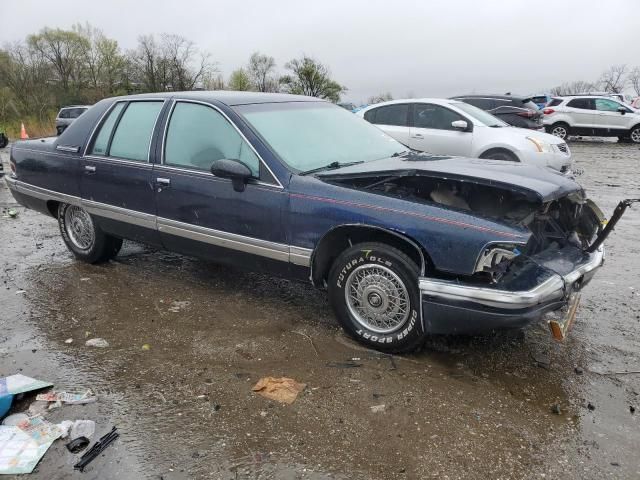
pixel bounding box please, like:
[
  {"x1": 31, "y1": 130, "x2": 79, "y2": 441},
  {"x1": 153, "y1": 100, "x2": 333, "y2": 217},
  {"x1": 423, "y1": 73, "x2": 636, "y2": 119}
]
[{"x1": 3, "y1": 0, "x2": 639, "y2": 102}]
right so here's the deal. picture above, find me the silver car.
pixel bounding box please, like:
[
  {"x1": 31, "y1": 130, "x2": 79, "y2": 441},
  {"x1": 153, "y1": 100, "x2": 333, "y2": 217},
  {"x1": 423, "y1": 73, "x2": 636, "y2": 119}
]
[{"x1": 55, "y1": 105, "x2": 91, "y2": 135}]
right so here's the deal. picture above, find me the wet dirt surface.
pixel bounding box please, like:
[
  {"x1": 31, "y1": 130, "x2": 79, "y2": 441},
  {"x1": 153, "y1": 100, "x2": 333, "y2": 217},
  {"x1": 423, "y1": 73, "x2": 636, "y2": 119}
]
[{"x1": 1, "y1": 140, "x2": 639, "y2": 479}]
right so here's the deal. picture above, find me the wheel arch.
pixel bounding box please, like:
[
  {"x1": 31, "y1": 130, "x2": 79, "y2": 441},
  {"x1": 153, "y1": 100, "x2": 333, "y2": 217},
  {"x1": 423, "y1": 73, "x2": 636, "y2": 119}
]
[
  {"x1": 46, "y1": 200, "x2": 60, "y2": 218},
  {"x1": 478, "y1": 147, "x2": 521, "y2": 162},
  {"x1": 310, "y1": 224, "x2": 429, "y2": 288}
]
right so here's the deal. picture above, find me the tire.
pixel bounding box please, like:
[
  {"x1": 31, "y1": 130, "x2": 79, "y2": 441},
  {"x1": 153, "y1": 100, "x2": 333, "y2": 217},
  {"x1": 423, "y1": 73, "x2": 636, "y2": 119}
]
[
  {"x1": 479, "y1": 149, "x2": 519, "y2": 162},
  {"x1": 57, "y1": 203, "x2": 122, "y2": 263},
  {"x1": 549, "y1": 122, "x2": 570, "y2": 140},
  {"x1": 630, "y1": 126, "x2": 640, "y2": 144},
  {"x1": 327, "y1": 242, "x2": 424, "y2": 353}
]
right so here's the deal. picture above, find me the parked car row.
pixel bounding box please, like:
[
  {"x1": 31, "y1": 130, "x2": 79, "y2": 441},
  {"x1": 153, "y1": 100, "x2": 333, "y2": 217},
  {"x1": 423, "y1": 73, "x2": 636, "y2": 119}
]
[
  {"x1": 5, "y1": 91, "x2": 617, "y2": 352},
  {"x1": 357, "y1": 98, "x2": 572, "y2": 172}
]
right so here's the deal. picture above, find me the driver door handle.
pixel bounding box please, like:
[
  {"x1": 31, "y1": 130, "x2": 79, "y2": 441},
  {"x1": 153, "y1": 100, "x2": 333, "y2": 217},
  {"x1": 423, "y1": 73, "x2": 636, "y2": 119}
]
[
  {"x1": 156, "y1": 177, "x2": 171, "y2": 186},
  {"x1": 411, "y1": 133, "x2": 424, "y2": 139}
]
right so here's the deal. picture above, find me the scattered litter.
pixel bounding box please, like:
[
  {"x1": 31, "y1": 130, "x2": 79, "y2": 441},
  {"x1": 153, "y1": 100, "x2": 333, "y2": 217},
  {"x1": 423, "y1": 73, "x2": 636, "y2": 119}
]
[
  {"x1": 141, "y1": 344, "x2": 151, "y2": 351},
  {"x1": 252, "y1": 377, "x2": 306, "y2": 404},
  {"x1": 168, "y1": 300, "x2": 190, "y2": 312},
  {"x1": 630, "y1": 405, "x2": 636, "y2": 414},
  {"x1": 0, "y1": 416, "x2": 62, "y2": 474},
  {"x1": 70, "y1": 420, "x2": 95, "y2": 440},
  {"x1": 73, "y1": 426, "x2": 119, "y2": 472},
  {"x1": 326, "y1": 361, "x2": 362, "y2": 369},
  {"x1": 36, "y1": 390, "x2": 96, "y2": 405},
  {"x1": 27, "y1": 401, "x2": 49, "y2": 417},
  {"x1": 85, "y1": 338, "x2": 109, "y2": 348},
  {"x1": 2, "y1": 413, "x2": 28, "y2": 426},
  {"x1": 57, "y1": 420, "x2": 74, "y2": 438},
  {"x1": 0, "y1": 374, "x2": 52, "y2": 395},
  {"x1": 551, "y1": 404, "x2": 562, "y2": 415},
  {"x1": 80, "y1": 277, "x2": 90, "y2": 282},
  {"x1": 7, "y1": 209, "x2": 18, "y2": 219},
  {"x1": 260, "y1": 410, "x2": 268, "y2": 417},
  {"x1": 15, "y1": 290, "x2": 25, "y2": 295},
  {"x1": 66, "y1": 436, "x2": 90, "y2": 453},
  {"x1": 370, "y1": 404, "x2": 386, "y2": 413},
  {"x1": 64, "y1": 338, "x2": 73, "y2": 344},
  {"x1": 574, "y1": 367, "x2": 584, "y2": 375},
  {"x1": 587, "y1": 402, "x2": 596, "y2": 411},
  {"x1": 0, "y1": 394, "x2": 12, "y2": 419}
]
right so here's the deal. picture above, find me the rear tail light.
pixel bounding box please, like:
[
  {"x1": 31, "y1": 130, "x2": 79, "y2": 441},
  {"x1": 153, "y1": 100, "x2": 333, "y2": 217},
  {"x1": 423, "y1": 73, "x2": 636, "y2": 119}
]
[
  {"x1": 10, "y1": 159, "x2": 16, "y2": 175},
  {"x1": 543, "y1": 108, "x2": 555, "y2": 115},
  {"x1": 517, "y1": 110, "x2": 536, "y2": 118}
]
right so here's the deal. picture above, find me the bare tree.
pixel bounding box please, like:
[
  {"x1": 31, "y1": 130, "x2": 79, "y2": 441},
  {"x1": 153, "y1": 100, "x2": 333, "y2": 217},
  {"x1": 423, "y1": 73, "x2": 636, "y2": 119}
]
[
  {"x1": 628, "y1": 67, "x2": 640, "y2": 96},
  {"x1": 598, "y1": 64, "x2": 627, "y2": 93},
  {"x1": 247, "y1": 52, "x2": 277, "y2": 92},
  {"x1": 549, "y1": 80, "x2": 596, "y2": 96},
  {"x1": 368, "y1": 92, "x2": 393, "y2": 104}
]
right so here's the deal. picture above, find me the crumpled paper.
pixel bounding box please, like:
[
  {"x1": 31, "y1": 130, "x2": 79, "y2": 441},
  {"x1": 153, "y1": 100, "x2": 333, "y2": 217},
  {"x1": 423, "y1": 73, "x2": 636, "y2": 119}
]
[{"x1": 252, "y1": 377, "x2": 306, "y2": 404}]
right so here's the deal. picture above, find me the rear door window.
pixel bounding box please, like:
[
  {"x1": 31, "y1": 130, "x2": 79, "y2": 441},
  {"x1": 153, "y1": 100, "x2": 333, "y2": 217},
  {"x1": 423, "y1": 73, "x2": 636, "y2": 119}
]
[
  {"x1": 89, "y1": 103, "x2": 126, "y2": 156},
  {"x1": 461, "y1": 98, "x2": 495, "y2": 110},
  {"x1": 69, "y1": 108, "x2": 87, "y2": 118},
  {"x1": 567, "y1": 98, "x2": 594, "y2": 110},
  {"x1": 368, "y1": 104, "x2": 409, "y2": 126},
  {"x1": 547, "y1": 98, "x2": 563, "y2": 107},
  {"x1": 58, "y1": 109, "x2": 70, "y2": 119},
  {"x1": 91, "y1": 101, "x2": 163, "y2": 161}
]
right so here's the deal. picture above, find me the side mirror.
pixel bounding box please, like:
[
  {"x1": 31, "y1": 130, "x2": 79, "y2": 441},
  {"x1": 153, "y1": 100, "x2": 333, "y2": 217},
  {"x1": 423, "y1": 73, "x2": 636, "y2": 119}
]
[
  {"x1": 452, "y1": 120, "x2": 472, "y2": 132},
  {"x1": 618, "y1": 107, "x2": 627, "y2": 115},
  {"x1": 211, "y1": 158, "x2": 252, "y2": 192}
]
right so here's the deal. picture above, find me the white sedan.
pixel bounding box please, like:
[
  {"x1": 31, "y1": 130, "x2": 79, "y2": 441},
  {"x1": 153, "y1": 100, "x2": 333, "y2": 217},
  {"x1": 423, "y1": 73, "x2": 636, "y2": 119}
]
[{"x1": 357, "y1": 98, "x2": 572, "y2": 172}]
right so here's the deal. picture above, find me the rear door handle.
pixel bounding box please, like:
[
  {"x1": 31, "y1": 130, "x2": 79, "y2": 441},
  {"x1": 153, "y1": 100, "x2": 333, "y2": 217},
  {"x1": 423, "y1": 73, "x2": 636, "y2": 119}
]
[
  {"x1": 156, "y1": 177, "x2": 171, "y2": 186},
  {"x1": 411, "y1": 133, "x2": 424, "y2": 139},
  {"x1": 84, "y1": 165, "x2": 96, "y2": 173}
]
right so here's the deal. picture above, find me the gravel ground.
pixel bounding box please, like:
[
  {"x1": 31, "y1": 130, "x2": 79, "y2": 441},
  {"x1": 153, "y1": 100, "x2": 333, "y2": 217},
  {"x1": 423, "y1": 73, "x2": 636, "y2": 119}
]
[{"x1": 0, "y1": 139, "x2": 639, "y2": 479}]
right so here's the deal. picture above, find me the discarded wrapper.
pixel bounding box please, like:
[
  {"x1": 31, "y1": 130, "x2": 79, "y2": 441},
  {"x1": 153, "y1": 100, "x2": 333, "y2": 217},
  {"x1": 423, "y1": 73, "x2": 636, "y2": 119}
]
[
  {"x1": 252, "y1": 377, "x2": 306, "y2": 404},
  {"x1": 36, "y1": 390, "x2": 96, "y2": 405}
]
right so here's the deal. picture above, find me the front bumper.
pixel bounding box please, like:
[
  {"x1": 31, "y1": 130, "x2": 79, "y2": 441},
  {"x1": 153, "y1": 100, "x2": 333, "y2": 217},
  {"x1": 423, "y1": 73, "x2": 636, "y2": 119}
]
[{"x1": 418, "y1": 246, "x2": 604, "y2": 334}]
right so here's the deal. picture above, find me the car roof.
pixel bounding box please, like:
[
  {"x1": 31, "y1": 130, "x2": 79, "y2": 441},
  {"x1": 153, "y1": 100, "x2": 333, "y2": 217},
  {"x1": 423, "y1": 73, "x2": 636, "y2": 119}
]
[
  {"x1": 359, "y1": 98, "x2": 463, "y2": 110},
  {"x1": 59, "y1": 105, "x2": 92, "y2": 109},
  {"x1": 105, "y1": 91, "x2": 322, "y2": 106},
  {"x1": 451, "y1": 94, "x2": 531, "y2": 101}
]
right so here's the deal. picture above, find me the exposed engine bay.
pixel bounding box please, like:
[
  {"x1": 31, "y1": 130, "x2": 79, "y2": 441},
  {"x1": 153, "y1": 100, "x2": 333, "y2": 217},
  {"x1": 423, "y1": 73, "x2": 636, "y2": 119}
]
[{"x1": 327, "y1": 173, "x2": 609, "y2": 283}]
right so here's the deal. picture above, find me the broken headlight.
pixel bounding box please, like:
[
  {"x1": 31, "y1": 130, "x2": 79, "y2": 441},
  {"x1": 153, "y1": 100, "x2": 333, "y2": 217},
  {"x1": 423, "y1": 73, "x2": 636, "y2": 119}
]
[{"x1": 474, "y1": 245, "x2": 521, "y2": 282}]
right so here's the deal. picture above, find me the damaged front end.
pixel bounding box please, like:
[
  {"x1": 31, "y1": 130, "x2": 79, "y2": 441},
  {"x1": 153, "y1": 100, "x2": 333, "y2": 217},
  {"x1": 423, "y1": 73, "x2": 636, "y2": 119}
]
[{"x1": 321, "y1": 164, "x2": 634, "y2": 337}]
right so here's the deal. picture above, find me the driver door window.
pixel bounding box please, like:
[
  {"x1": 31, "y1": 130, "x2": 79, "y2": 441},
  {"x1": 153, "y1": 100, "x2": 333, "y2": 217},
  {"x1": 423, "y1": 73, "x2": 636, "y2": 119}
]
[
  {"x1": 165, "y1": 102, "x2": 260, "y2": 177},
  {"x1": 409, "y1": 103, "x2": 472, "y2": 156},
  {"x1": 413, "y1": 104, "x2": 464, "y2": 130}
]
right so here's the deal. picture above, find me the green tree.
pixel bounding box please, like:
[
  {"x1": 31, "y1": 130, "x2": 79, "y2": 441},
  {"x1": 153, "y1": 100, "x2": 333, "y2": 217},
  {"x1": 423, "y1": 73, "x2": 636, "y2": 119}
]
[
  {"x1": 228, "y1": 68, "x2": 252, "y2": 91},
  {"x1": 280, "y1": 56, "x2": 345, "y2": 102}
]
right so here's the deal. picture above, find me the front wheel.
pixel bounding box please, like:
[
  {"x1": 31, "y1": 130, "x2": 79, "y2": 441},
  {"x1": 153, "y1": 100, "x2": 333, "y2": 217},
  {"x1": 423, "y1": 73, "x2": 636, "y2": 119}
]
[
  {"x1": 328, "y1": 242, "x2": 424, "y2": 353},
  {"x1": 630, "y1": 126, "x2": 640, "y2": 144},
  {"x1": 549, "y1": 122, "x2": 570, "y2": 140},
  {"x1": 58, "y1": 203, "x2": 122, "y2": 263}
]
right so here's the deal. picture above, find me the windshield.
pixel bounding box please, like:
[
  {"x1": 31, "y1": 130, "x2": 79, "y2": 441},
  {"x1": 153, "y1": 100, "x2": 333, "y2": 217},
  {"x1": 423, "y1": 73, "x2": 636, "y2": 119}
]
[
  {"x1": 453, "y1": 102, "x2": 509, "y2": 127},
  {"x1": 235, "y1": 102, "x2": 404, "y2": 172}
]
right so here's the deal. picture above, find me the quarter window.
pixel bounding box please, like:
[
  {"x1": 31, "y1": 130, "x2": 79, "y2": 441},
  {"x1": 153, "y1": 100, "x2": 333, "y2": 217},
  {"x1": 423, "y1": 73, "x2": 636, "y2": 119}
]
[
  {"x1": 109, "y1": 102, "x2": 163, "y2": 161},
  {"x1": 595, "y1": 98, "x2": 621, "y2": 112},
  {"x1": 164, "y1": 102, "x2": 260, "y2": 177},
  {"x1": 413, "y1": 104, "x2": 465, "y2": 130},
  {"x1": 90, "y1": 102, "x2": 125, "y2": 156},
  {"x1": 367, "y1": 104, "x2": 409, "y2": 127}
]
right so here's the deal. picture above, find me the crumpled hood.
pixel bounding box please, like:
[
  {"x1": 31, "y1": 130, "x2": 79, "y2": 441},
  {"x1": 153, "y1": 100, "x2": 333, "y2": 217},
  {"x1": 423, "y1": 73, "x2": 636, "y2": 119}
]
[{"x1": 316, "y1": 155, "x2": 583, "y2": 203}]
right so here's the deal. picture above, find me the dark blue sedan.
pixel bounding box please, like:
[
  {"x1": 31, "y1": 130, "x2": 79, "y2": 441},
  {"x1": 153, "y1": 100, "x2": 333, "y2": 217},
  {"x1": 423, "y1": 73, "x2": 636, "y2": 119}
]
[{"x1": 5, "y1": 92, "x2": 610, "y2": 352}]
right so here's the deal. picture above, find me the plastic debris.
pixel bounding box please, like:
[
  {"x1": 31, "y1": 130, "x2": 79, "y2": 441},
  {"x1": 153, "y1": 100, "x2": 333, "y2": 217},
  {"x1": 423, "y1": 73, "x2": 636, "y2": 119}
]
[
  {"x1": 36, "y1": 390, "x2": 96, "y2": 405},
  {"x1": 0, "y1": 416, "x2": 62, "y2": 474},
  {"x1": 85, "y1": 338, "x2": 109, "y2": 348},
  {"x1": 74, "y1": 426, "x2": 119, "y2": 472},
  {"x1": 0, "y1": 374, "x2": 52, "y2": 395},
  {"x1": 7, "y1": 209, "x2": 17, "y2": 218},
  {"x1": 66, "y1": 436, "x2": 90, "y2": 453},
  {"x1": 57, "y1": 420, "x2": 74, "y2": 438},
  {"x1": 370, "y1": 404, "x2": 386, "y2": 413},
  {"x1": 2, "y1": 413, "x2": 28, "y2": 426},
  {"x1": 70, "y1": 420, "x2": 95, "y2": 440},
  {"x1": 27, "y1": 400, "x2": 49, "y2": 417},
  {"x1": 0, "y1": 394, "x2": 12, "y2": 420},
  {"x1": 252, "y1": 377, "x2": 306, "y2": 404},
  {"x1": 64, "y1": 338, "x2": 73, "y2": 344},
  {"x1": 141, "y1": 344, "x2": 151, "y2": 351}
]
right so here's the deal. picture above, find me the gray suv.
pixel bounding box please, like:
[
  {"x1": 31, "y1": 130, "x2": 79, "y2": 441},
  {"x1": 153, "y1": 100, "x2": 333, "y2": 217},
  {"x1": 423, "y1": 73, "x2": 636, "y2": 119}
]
[{"x1": 55, "y1": 106, "x2": 90, "y2": 135}]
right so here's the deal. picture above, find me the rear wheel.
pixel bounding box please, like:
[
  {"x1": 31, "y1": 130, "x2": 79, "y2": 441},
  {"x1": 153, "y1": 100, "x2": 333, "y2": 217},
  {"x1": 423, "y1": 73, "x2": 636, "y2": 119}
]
[
  {"x1": 58, "y1": 203, "x2": 122, "y2": 263},
  {"x1": 549, "y1": 122, "x2": 570, "y2": 140},
  {"x1": 327, "y1": 242, "x2": 424, "y2": 353},
  {"x1": 630, "y1": 126, "x2": 640, "y2": 144},
  {"x1": 479, "y1": 149, "x2": 519, "y2": 162}
]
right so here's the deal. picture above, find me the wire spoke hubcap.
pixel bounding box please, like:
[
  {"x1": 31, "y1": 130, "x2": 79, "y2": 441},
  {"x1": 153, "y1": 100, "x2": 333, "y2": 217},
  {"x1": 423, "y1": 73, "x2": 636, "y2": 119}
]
[
  {"x1": 64, "y1": 206, "x2": 95, "y2": 250},
  {"x1": 345, "y1": 264, "x2": 410, "y2": 334}
]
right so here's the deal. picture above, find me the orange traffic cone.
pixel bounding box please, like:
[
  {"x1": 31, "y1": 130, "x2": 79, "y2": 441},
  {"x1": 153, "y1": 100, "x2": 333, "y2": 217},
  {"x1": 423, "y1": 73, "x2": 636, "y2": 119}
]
[{"x1": 20, "y1": 123, "x2": 29, "y2": 139}]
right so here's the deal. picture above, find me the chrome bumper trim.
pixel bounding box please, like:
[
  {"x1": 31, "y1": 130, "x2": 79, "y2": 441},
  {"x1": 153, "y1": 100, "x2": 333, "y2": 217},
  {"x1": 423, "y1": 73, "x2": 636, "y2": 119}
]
[{"x1": 419, "y1": 247, "x2": 605, "y2": 310}]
